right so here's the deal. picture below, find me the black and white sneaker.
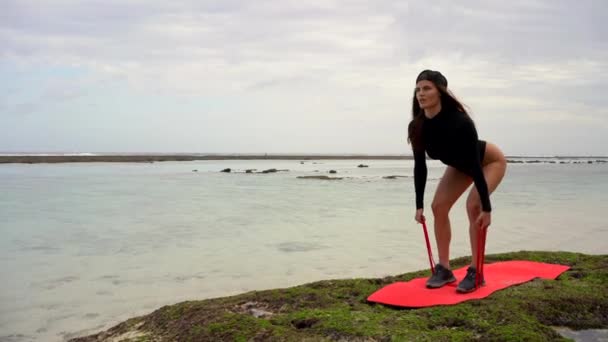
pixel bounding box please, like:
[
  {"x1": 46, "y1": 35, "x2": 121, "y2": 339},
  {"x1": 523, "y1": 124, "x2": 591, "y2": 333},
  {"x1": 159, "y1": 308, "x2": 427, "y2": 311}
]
[
  {"x1": 426, "y1": 264, "x2": 457, "y2": 288},
  {"x1": 456, "y1": 266, "x2": 485, "y2": 293}
]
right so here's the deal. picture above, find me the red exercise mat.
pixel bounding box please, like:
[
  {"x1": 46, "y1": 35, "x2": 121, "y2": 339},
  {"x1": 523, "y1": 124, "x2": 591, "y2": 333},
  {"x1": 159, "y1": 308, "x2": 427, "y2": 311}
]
[{"x1": 367, "y1": 260, "x2": 570, "y2": 308}]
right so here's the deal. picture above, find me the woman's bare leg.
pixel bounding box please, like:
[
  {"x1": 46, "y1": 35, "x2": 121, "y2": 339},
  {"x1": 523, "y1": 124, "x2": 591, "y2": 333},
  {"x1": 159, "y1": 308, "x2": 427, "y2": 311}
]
[
  {"x1": 466, "y1": 142, "x2": 507, "y2": 267},
  {"x1": 431, "y1": 166, "x2": 473, "y2": 269}
]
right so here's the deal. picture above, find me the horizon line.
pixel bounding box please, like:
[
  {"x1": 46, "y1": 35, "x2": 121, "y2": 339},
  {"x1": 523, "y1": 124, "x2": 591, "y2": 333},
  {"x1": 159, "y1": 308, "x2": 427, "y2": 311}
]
[{"x1": 1, "y1": 152, "x2": 607, "y2": 158}]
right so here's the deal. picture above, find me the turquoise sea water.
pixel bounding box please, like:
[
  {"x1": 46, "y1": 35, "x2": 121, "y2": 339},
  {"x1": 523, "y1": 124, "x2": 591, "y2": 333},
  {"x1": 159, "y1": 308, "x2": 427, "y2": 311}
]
[{"x1": 0, "y1": 158, "x2": 606, "y2": 341}]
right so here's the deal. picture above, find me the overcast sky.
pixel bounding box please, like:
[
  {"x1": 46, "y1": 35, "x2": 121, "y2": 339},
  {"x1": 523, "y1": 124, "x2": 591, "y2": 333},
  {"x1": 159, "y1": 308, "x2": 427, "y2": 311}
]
[{"x1": 1, "y1": 0, "x2": 607, "y2": 156}]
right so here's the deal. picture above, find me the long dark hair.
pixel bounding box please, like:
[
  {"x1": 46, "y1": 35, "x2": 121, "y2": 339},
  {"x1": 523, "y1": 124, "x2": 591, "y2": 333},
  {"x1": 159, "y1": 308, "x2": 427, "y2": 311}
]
[{"x1": 407, "y1": 70, "x2": 472, "y2": 152}]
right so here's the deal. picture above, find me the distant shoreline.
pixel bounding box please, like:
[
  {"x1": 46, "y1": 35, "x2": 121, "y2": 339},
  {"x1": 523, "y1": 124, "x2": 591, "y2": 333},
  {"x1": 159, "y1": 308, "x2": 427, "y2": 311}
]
[
  {"x1": 0, "y1": 155, "x2": 413, "y2": 164},
  {"x1": 0, "y1": 154, "x2": 607, "y2": 164}
]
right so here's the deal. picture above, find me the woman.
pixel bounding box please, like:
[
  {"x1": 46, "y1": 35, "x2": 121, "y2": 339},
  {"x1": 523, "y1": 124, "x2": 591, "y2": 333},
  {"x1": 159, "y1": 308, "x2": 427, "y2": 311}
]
[{"x1": 407, "y1": 69, "x2": 507, "y2": 293}]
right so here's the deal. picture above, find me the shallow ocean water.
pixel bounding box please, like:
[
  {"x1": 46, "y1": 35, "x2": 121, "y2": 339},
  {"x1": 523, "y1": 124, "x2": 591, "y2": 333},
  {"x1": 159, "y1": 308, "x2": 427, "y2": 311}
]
[{"x1": 0, "y1": 158, "x2": 606, "y2": 341}]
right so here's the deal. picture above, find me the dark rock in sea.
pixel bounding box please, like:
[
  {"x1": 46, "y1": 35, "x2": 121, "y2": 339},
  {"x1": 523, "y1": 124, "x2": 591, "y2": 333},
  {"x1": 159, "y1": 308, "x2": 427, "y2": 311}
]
[
  {"x1": 597, "y1": 160, "x2": 607, "y2": 163},
  {"x1": 221, "y1": 168, "x2": 231, "y2": 173},
  {"x1": 549, "y1": 161, "x2": 556, "y2": 164},
  {"x1": 259, "y1": 169, "x2": 289, "y2": 173},
  {"x1": 245, "y1": 169, "x2": 256, "y2": 173},
  {"x1": 357, "y1": 164, "x2": 369, "y2": 168},
  {"x1": 383, "y1": 175, "x2": 409, "y2": 179},
  {"x1": 507, "y1": 160, "x2": 524, "y2": 163},
  {"x1": 192, "y1": 169, "x2": 198, "y2": 172},
  {"x1": 526, "y1": 160, "x2": 541, "y2": 163},
  {"x1": 329, "y1": 170, "x2": 337, "y2": 174},
  {"x1": 560, "y1": 161, "x2": 566, "y2": 164},
  {"x1": 297, "y1": 176, "x2": 343, "y2": 180},
  {"x1": 588, "y1": 161, "x2": 593, "y2": 164}
]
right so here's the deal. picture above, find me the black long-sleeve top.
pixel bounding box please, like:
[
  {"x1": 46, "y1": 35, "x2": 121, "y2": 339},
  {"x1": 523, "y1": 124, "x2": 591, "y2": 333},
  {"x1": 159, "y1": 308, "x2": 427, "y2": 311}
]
[{"x1": 412, "y1": 109, "x2": 492, "y2": 212}]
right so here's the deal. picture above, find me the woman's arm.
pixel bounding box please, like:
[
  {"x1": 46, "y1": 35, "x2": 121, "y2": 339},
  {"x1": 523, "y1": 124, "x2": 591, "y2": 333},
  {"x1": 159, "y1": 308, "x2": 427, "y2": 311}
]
[
  {"x1": 413, "y1": 147, "x2": 427, "y2": 210},
  {"x1": 460, "y1": 117, "x2": 491, "y2": 212}
]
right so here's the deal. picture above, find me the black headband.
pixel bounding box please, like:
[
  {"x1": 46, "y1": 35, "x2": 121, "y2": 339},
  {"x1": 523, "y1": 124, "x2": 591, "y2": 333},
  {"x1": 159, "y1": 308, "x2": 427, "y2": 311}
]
[{"x1": 416, "y1": 69, "x2": 448, "y2": 88}]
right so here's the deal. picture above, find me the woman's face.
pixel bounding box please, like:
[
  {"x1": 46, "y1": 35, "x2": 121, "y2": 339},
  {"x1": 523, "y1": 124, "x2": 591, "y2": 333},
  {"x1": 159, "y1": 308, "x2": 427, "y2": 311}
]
[{"x1": 415, "y1": 80, "x2": 440, "y2": 110}]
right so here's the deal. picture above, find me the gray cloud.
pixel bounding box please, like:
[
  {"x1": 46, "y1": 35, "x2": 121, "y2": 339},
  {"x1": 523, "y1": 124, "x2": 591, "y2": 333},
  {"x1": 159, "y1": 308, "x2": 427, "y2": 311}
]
[
  {"x1": 3, "y1": 1, "x2": 606, "y2": 80},
  {"x1": 0, "y1": 0, "x2": 607, "y2": 155}
]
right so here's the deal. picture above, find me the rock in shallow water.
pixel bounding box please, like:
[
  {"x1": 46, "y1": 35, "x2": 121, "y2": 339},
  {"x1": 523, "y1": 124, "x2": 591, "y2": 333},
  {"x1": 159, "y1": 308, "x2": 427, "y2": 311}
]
[
  {"x1": 297, "y1": 175, "x2": 343, "y2": 180},
  {"x1": 553, "y1": 327, "x2": 608, "y2": 341}
]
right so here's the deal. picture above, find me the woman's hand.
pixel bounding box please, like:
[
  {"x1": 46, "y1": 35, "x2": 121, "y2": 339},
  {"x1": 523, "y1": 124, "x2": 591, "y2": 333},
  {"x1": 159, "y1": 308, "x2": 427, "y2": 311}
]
[
  {"x1": 415, "y1": 208, "x2": 426, "y2": 224},
  {"x1": 476, "y1": 211, "x2": 491, "y2": 229}
]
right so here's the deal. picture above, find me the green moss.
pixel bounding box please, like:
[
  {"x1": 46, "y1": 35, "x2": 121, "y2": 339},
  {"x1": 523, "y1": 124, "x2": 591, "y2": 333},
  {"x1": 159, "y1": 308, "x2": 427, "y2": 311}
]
[
  {"x1": 485, "y1": 324, "x2": 567, "y2": 342},
  {"x1": 131, "y1": 336, "x2": 152, "y2": 342},
  {"x1": 70, "y1": 251, "x2": 607, "y2": 342},
  {"x1": 200, "y1": 313, "x2": 275, "y2": 341}
]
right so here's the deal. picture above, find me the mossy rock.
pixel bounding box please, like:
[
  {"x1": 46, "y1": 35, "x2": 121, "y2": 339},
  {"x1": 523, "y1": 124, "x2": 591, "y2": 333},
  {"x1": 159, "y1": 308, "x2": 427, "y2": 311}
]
[{"x1": 70, "y1": 251, "x2": 607, "y2": 341}]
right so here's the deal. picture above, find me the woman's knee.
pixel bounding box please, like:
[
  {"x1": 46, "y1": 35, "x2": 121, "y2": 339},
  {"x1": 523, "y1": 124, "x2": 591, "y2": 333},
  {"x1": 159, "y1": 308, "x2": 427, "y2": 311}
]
[
  {"x1": 466, "y1": 199, "x2": 481, "y2": 218},
  {"x1": 431, "y1": 200, "x2": 451, "y2": 217}
]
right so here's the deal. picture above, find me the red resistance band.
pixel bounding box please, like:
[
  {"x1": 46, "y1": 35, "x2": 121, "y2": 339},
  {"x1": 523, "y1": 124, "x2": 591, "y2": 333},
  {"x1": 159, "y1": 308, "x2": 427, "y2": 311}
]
[
  {"x1": 476, "y1": 226, "x2": 488, "y2": 287},
  {"x1": 421, "y1": 219, "x2": 435, "y2": 274}
]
